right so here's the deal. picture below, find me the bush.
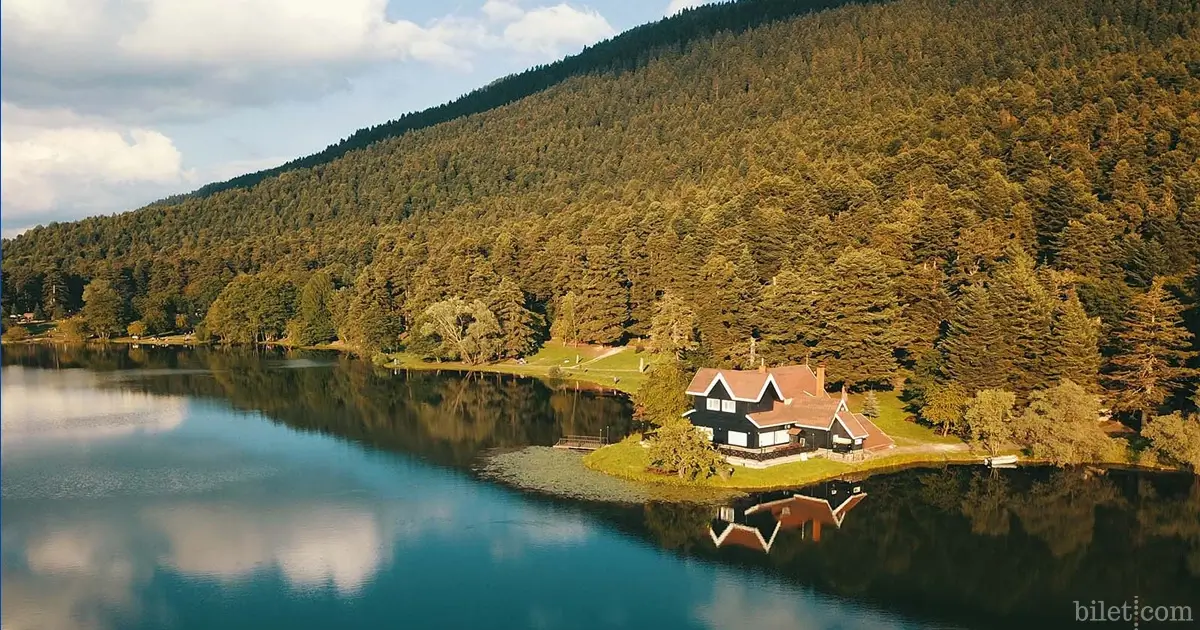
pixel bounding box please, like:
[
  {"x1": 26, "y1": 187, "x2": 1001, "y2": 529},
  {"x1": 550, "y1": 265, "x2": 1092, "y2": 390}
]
[
  {"x1": 547, "y1": 366, "x2": 564, "y2": 379},
  {"x1": 648, "y1": 419, "x2": 729, "y2": 482},
  {"x1": 127, "y1": 320, "x2": 148, "y2": 337},
  {"x1": 3, "y1": 325, "x2": 30, "y2": 342},
  {"x1": 1143, "y1": 413, "x2": 1200, "y2": 471},
  {"x1": 55, "y1": 317, "x2": 89, "y2": 343}
]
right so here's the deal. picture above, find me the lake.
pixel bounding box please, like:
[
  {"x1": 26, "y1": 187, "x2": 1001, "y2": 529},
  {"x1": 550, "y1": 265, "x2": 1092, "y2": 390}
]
[{"x1": 2, "y1": 345, "x2": 1197, "y2": 630}]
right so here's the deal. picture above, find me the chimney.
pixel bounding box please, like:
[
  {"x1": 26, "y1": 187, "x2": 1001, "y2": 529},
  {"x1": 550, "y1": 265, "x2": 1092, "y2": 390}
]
[
  {"x1": 758, "y1": 358, "x2": 766, "y2": 374},
  {"x1": 816, "y1": 362, "x2": 826, "y2": 393},
  {"x1": 841, "y1": 385, "x2": 848, "y2": 403},
  {"x1": 811, "y1": 520, "x2": 822, "y2": 543}
]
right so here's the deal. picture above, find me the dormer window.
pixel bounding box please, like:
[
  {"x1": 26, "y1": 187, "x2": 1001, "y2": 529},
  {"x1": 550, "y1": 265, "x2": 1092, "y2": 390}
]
[
  {"x1": 721, "y1": 399, "x2": 736, "y2": 413},
  {"x1": 706, "y1": 398, "x2": 721, "y2": 411}
]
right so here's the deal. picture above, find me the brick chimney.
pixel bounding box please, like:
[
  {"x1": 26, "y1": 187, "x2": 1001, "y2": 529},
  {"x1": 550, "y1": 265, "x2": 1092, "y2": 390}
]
[
  {"x1": 758, "y1": 358, "x2": 766, "y2": 373},
  {"x1": 816, "y1": 362, "x2": 826, "y2": 393}
]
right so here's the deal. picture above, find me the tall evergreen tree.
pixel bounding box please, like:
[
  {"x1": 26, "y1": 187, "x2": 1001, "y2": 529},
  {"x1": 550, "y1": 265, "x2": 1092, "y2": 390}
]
[
  {"x1": 341, "y1": 269, "x2": 402, "y2": 353},
  {"x1": 648, "y1": 291, "x2": 699, "y2": 359},
  {"x1": 815, "y1": 248, "x2": 905, "y2": 387},
  {"x1": 1048, "y1": 291, "x2": 1102, "y2": 390},
  {"x1": 988, "y1": 250, "x2": 1056, "y2": 395},
  {"x1": 487, "y1": 277, "x2": 541, "y2": 358},
  {"x1": 575, "y1": 246, "x2": 628, "y2": 345},
  {"x1": 551, "y1": 291, "x2": 582, "y2": 345},
  {"x1": 42, "y1": 267, "x2": 69, "y2": 320},
  {"x1": 693, "y1": 254, "x2": 753, "y2": 366},
  {"x1": 1106, "y1": 279, "x2": 1197, "y2": 421},
  {"x1": 758, "y1": 265, "x2": 821, "y2": 364},
  {"x1": 941, "y1": 283, "x2": 1008, "y2": 393}
]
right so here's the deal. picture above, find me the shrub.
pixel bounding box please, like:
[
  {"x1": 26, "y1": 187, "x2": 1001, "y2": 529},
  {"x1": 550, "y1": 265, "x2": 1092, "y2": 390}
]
[
  {"x1": 3, "y1": 325, "x2": 30, "y2": 342},
  {"x1": 648, "y1": 419, "x2": 729, "y2": 482}
]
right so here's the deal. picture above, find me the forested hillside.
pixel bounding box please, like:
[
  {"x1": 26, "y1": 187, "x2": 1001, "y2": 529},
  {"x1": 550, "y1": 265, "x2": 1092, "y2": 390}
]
[{"x1": 3, "y1": 0, "x2": 1199, "y2": 426}]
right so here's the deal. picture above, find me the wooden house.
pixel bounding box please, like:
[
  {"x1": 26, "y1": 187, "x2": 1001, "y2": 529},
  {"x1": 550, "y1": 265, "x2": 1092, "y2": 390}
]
[{"x1": 683, "y1": 363, "x2": 893, "y2": 458}]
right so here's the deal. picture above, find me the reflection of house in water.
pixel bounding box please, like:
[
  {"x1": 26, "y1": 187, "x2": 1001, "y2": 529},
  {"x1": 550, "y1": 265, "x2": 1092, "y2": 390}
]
[{"x1": 709, "y1": 480, "x2": 867, "y2": 554}]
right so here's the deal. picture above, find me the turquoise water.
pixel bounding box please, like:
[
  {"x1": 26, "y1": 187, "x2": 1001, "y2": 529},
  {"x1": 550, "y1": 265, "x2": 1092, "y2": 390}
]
[{"x1": 2, "y1": 346, "x2": 1197, "y2": 629}]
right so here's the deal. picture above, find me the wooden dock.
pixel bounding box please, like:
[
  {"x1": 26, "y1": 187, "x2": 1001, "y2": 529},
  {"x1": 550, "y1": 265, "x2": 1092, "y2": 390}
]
[{"x1": 553, "y1": 435, "x2": 606, "y2": 451}]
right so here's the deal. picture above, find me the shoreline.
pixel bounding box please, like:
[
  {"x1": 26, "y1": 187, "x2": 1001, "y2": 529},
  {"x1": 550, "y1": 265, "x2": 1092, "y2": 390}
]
[
  {"x1": 3, "y1": 334, "x2": 641, "y2": 395},
  {"x1": 581, "y1": 438, "x2": 1188, "y2": 492}
]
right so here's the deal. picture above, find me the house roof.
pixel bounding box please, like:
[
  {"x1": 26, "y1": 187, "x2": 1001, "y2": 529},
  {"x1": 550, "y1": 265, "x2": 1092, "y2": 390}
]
[
  {"x1": 764, "y1": 365, "x2": 822, "y2": 399},
  {"x1": 748, "y1": 492, "x2": 868, "y2": 531},
  {"x1": 709, "y1": 520, "x2": 781, "y2": 553},
  {"x1": 745, "y1": 397, "x2": 842, "y2": 429},
  {"x1": 686, "y1": 368, "x2": 783, "y2": 402},
  {"x1": 686, "y1": 365, "x2": 824, "y2": 402}
]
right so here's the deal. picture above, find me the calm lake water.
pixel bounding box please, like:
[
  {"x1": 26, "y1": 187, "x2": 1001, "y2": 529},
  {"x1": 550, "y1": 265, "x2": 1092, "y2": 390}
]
[{"x1": 2, "y1": 346, "x2": 1197, "y2": 630}]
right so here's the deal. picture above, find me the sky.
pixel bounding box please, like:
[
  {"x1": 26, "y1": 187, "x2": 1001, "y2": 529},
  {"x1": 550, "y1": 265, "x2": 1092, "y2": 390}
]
[{"x1": 0, "y1": 0, "x2": 717, "y2": 238}]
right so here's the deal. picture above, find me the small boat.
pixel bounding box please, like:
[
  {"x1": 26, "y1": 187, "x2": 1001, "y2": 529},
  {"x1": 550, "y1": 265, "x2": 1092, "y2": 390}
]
[{"x1": 986, "y1": 455, "x2": 1019, "y2": 467}]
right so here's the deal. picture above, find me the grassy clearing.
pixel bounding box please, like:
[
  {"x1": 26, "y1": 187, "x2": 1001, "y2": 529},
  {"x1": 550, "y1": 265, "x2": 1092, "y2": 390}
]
[
  {"x1": 584, "y1": 437, "x2": 987, "y2": 491},
  {"x1": 846, "y1": 390, "x2": 964, "y2": 446},
  {"x1": 388, "y1": 341, "x2": 649, "y2": 394}
]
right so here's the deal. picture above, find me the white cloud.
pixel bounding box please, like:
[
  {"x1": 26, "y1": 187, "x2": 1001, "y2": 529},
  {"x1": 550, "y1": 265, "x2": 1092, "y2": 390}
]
[
  {"x1": 503, "y1": 4, "x2": 615, "y2": 55},
  {"x1": 0, "y1": 102, "x2": 189, "y2": 233},
  {"x1": 483, "y1": 0, "x2": 526, "y2": 22},
  {"x1": 665, "y1": 0, "x2": 711, "y2": 17},
  {"x1": 0, "y1": 1, "x2": 618, "y2": 235}
]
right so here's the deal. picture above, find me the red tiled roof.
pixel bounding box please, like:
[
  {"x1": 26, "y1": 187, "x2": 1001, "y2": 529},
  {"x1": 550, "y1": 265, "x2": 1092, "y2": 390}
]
[
  {"x1": 686, "y1": 365, "x2": 823, "y2": 402},
  {"x1": 686, "y1": 368, "x2": 777, "y2": 401},
  {"x1": 834, "y1": 409, "x2": 869, "y2": 439},
  {"x1": 858, "y1": 415, "x2": 896, "y2": 451},
  {"x1": 746, "y1": 397, "x2": 842, "y2": 429},
  {"x1": 766, "y1": 365, "x2": 823, "y2": 399}
]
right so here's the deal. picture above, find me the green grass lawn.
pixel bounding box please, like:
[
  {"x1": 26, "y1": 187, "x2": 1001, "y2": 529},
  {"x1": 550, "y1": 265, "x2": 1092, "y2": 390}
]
[
  {"x1": 846, "y1": 390, "x2": 964, "y2": 446},
  {"x1": 583, "y1": 437, "x2": 984, "y2": 491}
]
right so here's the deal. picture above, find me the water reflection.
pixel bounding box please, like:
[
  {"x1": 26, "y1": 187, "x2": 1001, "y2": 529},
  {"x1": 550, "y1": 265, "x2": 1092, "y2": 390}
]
[
  {"x1": 709, "y1": 480, "x2": 867, "y2": 554},
  {"x1": 0, "y1": 344, "x2": 633, "y2": 467},
  {"x1": 3, "y1": 345, "x2": 1198, "y2": 630}
]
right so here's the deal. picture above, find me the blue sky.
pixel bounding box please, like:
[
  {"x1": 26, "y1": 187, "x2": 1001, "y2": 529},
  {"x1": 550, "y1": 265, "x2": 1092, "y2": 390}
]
[{"x1": 0, "y1": 0, "x2": 715, "y2": 238}]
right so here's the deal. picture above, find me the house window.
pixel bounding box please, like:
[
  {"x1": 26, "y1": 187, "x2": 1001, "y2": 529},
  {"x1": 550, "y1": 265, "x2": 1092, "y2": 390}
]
[
  {"x1": 760, "y1": 431, "x2": 777, "y2": 447},
  {"x1": 719, "y1": 507, "x2": 735, "y2": 522},
  {"x1": 773, "y1": 430, "x2": 790, "y2": 445},
  {"x1": 720, "y1": 399, "x2": 736, "y2": 413},
  {"x1": 706, "y1": 397, "x2": 720, "y2": 411},
  {"x1": 728, "y1": 431, "x2": 748, "y2": 447},
  {"x1": 695, "y1": 426, "x2": 714, "y2": 442}
]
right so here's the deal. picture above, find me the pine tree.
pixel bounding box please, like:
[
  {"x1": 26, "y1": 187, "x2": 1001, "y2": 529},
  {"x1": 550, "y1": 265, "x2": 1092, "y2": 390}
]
[
  {"x1": 342, "y1": 269, "x2": 402, "y2": 353},
  {"x1": 988, "y1": 250, "x2": 1056, "y2": 395},
  {"x1": 861, "y1": 391, "x2": 881, "y2": 418},
  {"x1": 575, "y1": 246, "x2": 628, "y2": 344},
  {"x1": 1106, "y1": 279, "x2": 1197, "y2": 421},
  {"x1": 648, "y1": 291, "x2": 698, "y2": 359},
  {"x1": 551, "y1": 291, "x2": 582, "y2": 345},
  {"x1": 487, "y1": 277, "x2": 541, "y2": 358},
  {"x1": 42, "y1": 267, "x2": 69, "y2": 320},
  {"x1": 1049, "y1": 291, "x2": 1101, "y2": 389},
  {"x1": 941, "y1": 283, "x2": 1008, "y2": 393},
  {"x1": 693, "y1": 254, "x2": 753, "y2": 366},
  {"x1": 758, "y1": 265, "x2": 821, "y2": 363},
  {"x1": 815, "y1": 248, "x2": 905, "y2": 388}
]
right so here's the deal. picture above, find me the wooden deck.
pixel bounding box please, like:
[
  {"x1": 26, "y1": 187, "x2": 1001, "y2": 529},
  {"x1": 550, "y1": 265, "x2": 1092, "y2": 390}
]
[{"x1": 553, "y1": 435, "x2": 607, "y2": 451}]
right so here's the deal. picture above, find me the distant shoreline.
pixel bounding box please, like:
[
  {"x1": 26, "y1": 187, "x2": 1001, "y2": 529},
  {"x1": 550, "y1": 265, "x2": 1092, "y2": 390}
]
[{"x1": 3, "y1": 332, "x2": 642, "y2": 395}]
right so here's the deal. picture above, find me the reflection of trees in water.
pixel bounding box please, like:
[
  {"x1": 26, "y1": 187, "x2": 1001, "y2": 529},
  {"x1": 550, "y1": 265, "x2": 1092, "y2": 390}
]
[
  {"x1": 2, "y1": 345, "x2": 632, "y2": 467},
  {"x1": 632, "y1": 467, "x2": 1200, "y2": 629}
]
